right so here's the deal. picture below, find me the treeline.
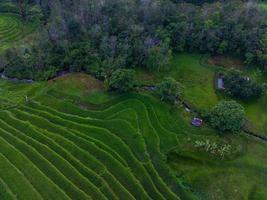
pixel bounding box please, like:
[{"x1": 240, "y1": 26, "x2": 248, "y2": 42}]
[{"x1": 3, "y1": 0, "x2": 267, "y2": 80}]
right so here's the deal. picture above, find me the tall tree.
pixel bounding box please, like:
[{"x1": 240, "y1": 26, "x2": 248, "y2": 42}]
[
  {"x1": 14, "y1": 0, "x2": 27, "y2": 20},
  {"x1": 209, "y1": 101, "x2": 245, "y2": 133}
]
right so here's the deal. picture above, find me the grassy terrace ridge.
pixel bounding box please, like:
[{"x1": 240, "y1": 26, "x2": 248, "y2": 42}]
[
  {"x1": 0, "y1": 74, "x2": 196, "y2": 200},
  {"x1": 0, "y1": 69, "x2": 266, "y2": 200},
  {"x1": 0, "y1": 153, "x2": 42, "y2": 200},
  {"x1": 19, "y1": 99, "x2": 182, "y2": 198},
  {"x1": 0, "y1": 117, "x2": 117, "y2": 200},
  {"x1": 10, "y1": 101, "x2": 185, "y2": 199},
  {"x1": 0, "y1": 13, "x2": 37, "y2": 52}
]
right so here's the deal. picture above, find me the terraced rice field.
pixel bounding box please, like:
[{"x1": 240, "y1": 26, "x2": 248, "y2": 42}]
[
  {"x1": 1, "y1": 73, "x2": 267, "y2": 200},
  {"x1": 0, "y1": 14, "x2": 36, "y2": 51},
  {"x1": 0, "y1": 77, "x2": 197, "y2": 200}
]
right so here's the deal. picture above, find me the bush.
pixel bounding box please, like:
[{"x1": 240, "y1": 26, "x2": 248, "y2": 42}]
[
  {"x1": 144, "y1": 44, "x2": 171, "y2": 72},
  {"x1": 223, "y1": 69, "x2": 264, "y2": 99},
  {"x1": 194, "y1": 140, "x2": 232, "y2": 159},
  {"x1": 4, "y1": 49, "x2": 57, "y2": 81},
  {"x1": 108, "y1": 69, "x2": 135, "y2": 92},
  {"x1": 157, "y1": 77, "x2": 184, "y2": 104},
  {"x1": 209, "y1": 101, "x2": 245, "y2": 133}
]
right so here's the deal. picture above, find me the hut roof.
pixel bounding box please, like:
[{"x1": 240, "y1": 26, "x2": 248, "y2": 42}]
[
  {"x1": 192, "y1": 118, "x2": 203, "y2": 127},
  {"x1": 217, "y1": 78, "x2": 225, "y2": 90}
]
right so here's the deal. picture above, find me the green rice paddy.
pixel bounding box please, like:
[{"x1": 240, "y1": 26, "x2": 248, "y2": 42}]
[
  {"x1": 0, "y1": 76, "x2": 197, "y2": 200},
  {"x1": 0, "y1": 72, "x2": 266, "y2": 200},
  {"x1": 0, "y1": 13, "x2": 36, "y2": 51}
]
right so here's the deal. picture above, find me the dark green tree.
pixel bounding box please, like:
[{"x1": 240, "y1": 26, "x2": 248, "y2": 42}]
[
  {"x1": 145, "y1": 44, "x2": 171, "y2": 72},
  {"x1": 223, "y1": 69, "x2": 264, "y2": 99},
  {"x1": 13, "y1": 0, "x2": 27, "y2": 20},
  {"x1": 64, "y1": 42, "x2": 94, "y2": 72},
  {"x1": 209, "y1": 101, "x2": 245, "y2": 133},
  {"x1": 3, "y1": 0, "x2": 267, "y2": 79},
  {"x1": 157, "y1": 77, "x2": 184, "y2": 104},
  {"x1": 108, "y1": 69, "x2": 135, "y2": 92}
]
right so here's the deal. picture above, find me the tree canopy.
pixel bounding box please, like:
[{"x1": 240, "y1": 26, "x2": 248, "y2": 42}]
[
  {"x1": 223, "y1": 69, "x2": 264, "y2": 99},
  {"x1": 157, "y1": 77, "x2": 184, "y2": 104},
  {"x1": 1, "y1": 0, "x2": 267, "y2": 81},
  {"x1": 108, "y1": 69, "x2": 135, "y2": 92},
  {"x1": 209, "y1": 101, "x2": 245, "y2": 133}
]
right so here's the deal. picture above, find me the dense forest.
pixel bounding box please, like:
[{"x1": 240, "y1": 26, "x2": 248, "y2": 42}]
[{"x1": 1, "y1": 0, "x2": 267, "y2": 81}]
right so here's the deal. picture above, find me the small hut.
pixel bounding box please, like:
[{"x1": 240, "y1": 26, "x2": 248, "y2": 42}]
[
  {"x1": 244, "y1": 76, "x2": 250, "y2": 81},
  {"x1": 192, "y1": 118, "x2": 203, "y2": 127},
  {"x1": 143, "y1": 85, "x2": 157, "y2": 91},
  {"x1": 217, "y1": 77, "x2": 225, "y2": 90}
]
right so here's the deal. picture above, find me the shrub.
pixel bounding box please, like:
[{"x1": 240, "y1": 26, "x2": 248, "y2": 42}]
[
  {"x1": 223, "y1": 69, "x2": 264, "y2": 99},
  {"x1": 209, "y1": 101, "x2": 245, "y2": 133},
  {"x1": 108, "y1": 69, "x2": 135, "y2": 92},
  {"x1": 157, "y1": 77, "x2": 184, "y2": 104},
  {"x1": 145, "y1": 44, "x2": 171, "y2": 72},
  {"x1": 194, "y1": 139, "x2": 232, "y2": 159}
]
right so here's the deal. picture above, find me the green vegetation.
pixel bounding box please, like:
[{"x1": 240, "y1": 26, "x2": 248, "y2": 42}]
[
  {"x1": 209, "y1": 101, "x2": 245, "y2": 133},
  {"x1": 138, "y1": 53, "x2": 267, "y2": 136},
  {"x1": 168, "y1": 134, "x2": 267, "y2": 200},
  {"x1": 157, "y1": 77, "x2": 184, "y2": 104},
  {"x1": 162, "y1": 54, "x2": 219, "y2": 110},
  {"x1": 2, "y1": 1, "x2": 267, "y2": 81},
  {"x1": 138, "y1": 53, "x2": 219, "y2": 110},
  {"x1": 0, "y1": 74, "x2": 196, "y2": 200},
  {"x1": 0, "y1": 13, "x2": 36, "y2": 51},
  {"x1": 259, "y1": 1, "x2": 267, "y2": 11},
  {"x1": 0, "y1": 79, "x2": 44, "y2": 109},
  {"x1": 243, "y1": 95, "x2": 267, "y2": 135},
  {"x1": 0, "y1": 73, "x2": 266, "y2": 200},
  {"x1": 108, "y1": 69, "x2": 135, "y2": 92},
  {"x1": 0, "y1": 0, "x2": 267, "y2": 199},
  {"x1": 193, "y1": 139, "x2": 233, "y2": 159},
  {"x1": 223, "y1": 69, "x2": 264, "y2": 99}
]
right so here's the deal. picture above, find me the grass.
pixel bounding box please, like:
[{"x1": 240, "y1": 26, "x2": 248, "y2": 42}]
[
  {"x1": 0, "y1": 117, "x2": 115, "y2": 199},
  {"x1": 137, "y1": 53, "x2": 220, "y2": 110},
  {"x1": 0, "y1": 13, "x2": 37, "y2": 52},
  {"x1": 259, "y1": 1, "x2": 267, "y2": 11},
  {"x1": 168, "y1": 134, "x2": 267, "y2": 200},
  {"x1": 164, "y1": 54, "x2": 219, "y2": 110},
  {"x1": 135, "y1": 54, "x2": 267, "y2": 199},
  {"x1": 0, "y1": 74, "x2": 197, "y2": 200},
  {"x1": 138, "y1": 53, "x2": 267, "y2": 136},
  {"x1": 0, "y1": 129, "x2": 71, "y2": 200},
  {"x1": 241, "y1": 95, "x2": 267, "y2": 135},
  {"x1": 0, "y1": 79, "x2": 44, "y2": 110},
  {"x1": 237, "y1": 67, "x2": 267, "y2": 135},
  {"x1": 0, "y1": 153, "x2": 42, "y2": 200},
  {"x1": 50, "y1": 73, "x2": 118, "y2": 105},
  {"x1": 0, "y1": 71, "x2": 266, "y2": 200}
]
